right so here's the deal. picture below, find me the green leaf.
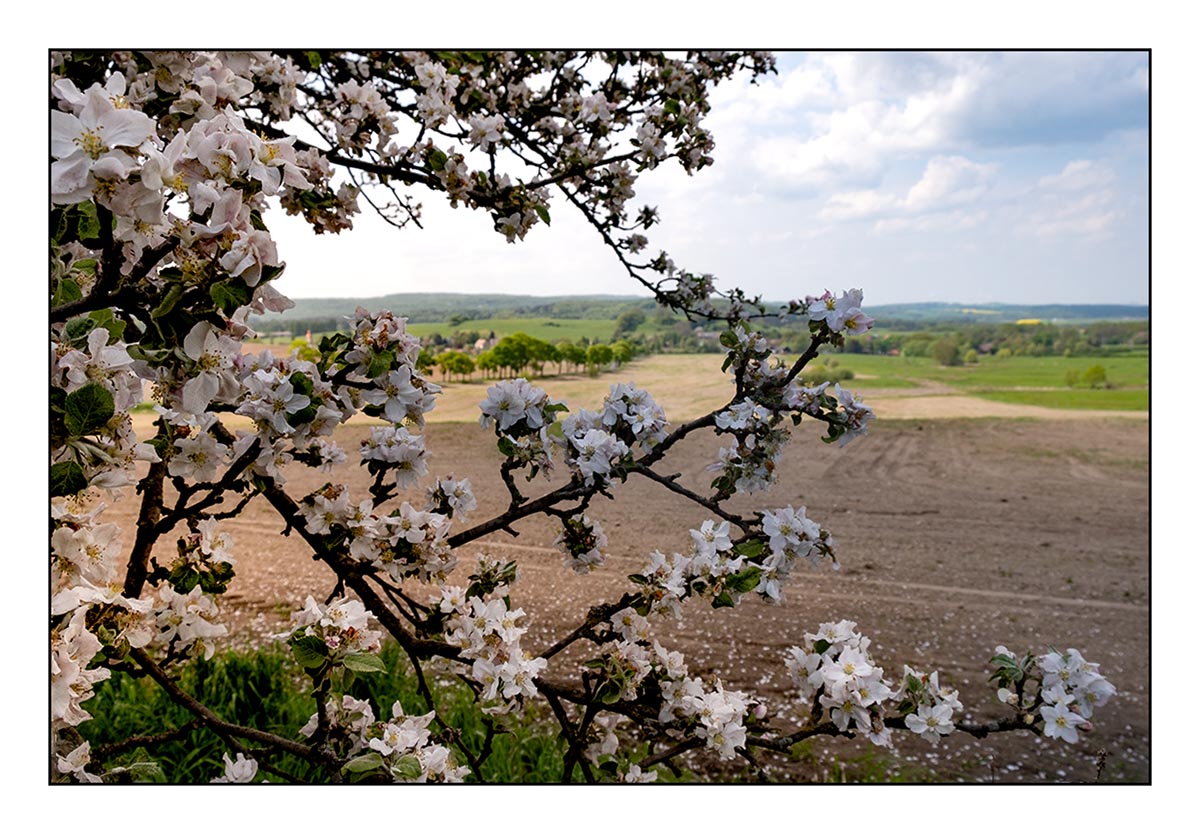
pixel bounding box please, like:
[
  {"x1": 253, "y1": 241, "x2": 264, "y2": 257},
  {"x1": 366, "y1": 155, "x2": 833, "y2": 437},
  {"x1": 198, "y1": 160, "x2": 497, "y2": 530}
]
[
  {"x1": 64, "y1": 315, "x2": 95, "y2": 344},
  {"x1": 664, "y1": 98, "x2": 681, "y2": 115},
  {"x1": 52, "y1": 207, "x2": 69, "y2": 244},
  {"x1": 287, "y1": 403, "x2": 318, "y2": 428},
  {"x1": 168, "y1": 564, "x2": 200, "y2": 594},
  {"x1": 210, "y1": 280, "x2": 251, "y2": 315},
  {"x1": 52, "y1": 278, "x2": 82, "y2": 308},
  {"x1": 365, "y1": 349, "x2": 395, "y2": 379},
  {"x1": 50, "y1": 461, "x2": 88, "y2": 497},
  {"x1": 64, "y1": 383, "x2": 115, "y2": 436},
  {"x1": 597, "y1": 681, "x2": 622, "y2": 705},
  {"x1": 304, "y1": 51, "x2": 322, "y2": 70},
  {"x1": 289, "y1": 634, "x2": 329, "y2": 669},
  {"x1": 496, "y1": 436, "x2": 516, "y2": 457},
  {"x1": 76, "y1": 201, "x2": 101, "y2": 243},
  {"x1": 328, "y1": 666, "x2": 349, "y2": 692},
  {"x1": 428, "y1": 149, "x2": 448, "y2": 171},
  {"x1": 711, "y1": 590, "x2": 735, "y2": 609},
  {"x1": 318, "y1": 333, "x2": 349, "y2": 355},
  {"x1": 813, "y1": 639, "x2": 832, "y2": 655},
  {"x1": 733, "y1": 539, "x2": 765, "y2": 559},
  {"x1": 288, "y1": 372, "x2": 315, "y2": 396},
  {"x1": 152, "y1": 283, "x2": 184, "y2": 319},
  {"x1": 535, "y1": 205, "x2": 551, "y2": 226},
  {"x1": 197, "y1": 562, "x2": 235, "y2": 594},
  {"x1": 125, "y1": 759, "x2": 166, "y2": 783},
  {"x1": 342, "y1": 652, "x2": 386, "y2": 674},
  {"x1": 342, "y1": 752, "x2": 385, "y2": 774},
  {"x1": 391, "y1": 755, "x2": 423, "y2": 781},
  {"x1": 725, "y1": 566, "x2": 762, "y2": 594}
]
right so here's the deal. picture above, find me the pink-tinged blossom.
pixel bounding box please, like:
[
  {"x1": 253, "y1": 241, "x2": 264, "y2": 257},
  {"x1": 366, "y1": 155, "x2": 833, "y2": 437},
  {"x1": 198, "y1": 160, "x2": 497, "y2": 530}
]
[
  {"x1": 212, "y1": 752, "x2": 259, "y2": 783},
  {"x1": 51, "y1": 80, "x2": 156, "y2": 204},
  {"x1": 57, "y1": 741, "x2": 103, "y2": 784}
]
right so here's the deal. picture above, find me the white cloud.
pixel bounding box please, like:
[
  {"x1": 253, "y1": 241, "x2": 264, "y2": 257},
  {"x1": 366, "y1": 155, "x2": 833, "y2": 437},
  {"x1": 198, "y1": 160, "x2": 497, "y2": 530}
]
[
  {"x1": 903, "y1": 155, "x2": 998, "y2": 211},
  {"x1": 1020, "y1": 190, "x2": 1118, "y2": 238},
  {"x1": 1037, "y1": 159, "x2": 1115, "y2": 191},
  {"x1": 819, "y1": 189, "x2": 900, "y2": 221},
  {"x1": 874, "y1": 209, "x2": 989, "y2": 234},
  {"x1": 739, "y1": 52, "x2": 1145, "y2": 196},
  {"x1": 818, "y1": 155, "x2": 997, "y2": 227}
]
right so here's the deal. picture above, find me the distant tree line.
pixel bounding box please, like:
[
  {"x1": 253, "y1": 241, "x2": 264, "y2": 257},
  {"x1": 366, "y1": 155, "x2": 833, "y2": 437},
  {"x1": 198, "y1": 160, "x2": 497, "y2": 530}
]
[
  {"x1": 421, "y1": 332, "x2": 640, "y2": 383},
  {"x1": 823, "y1": 320, "x2": 1148, "y2": 365}
]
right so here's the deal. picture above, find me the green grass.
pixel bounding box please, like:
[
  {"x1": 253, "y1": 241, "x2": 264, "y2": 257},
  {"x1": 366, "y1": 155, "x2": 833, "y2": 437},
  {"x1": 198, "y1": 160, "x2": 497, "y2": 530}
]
[
  {"x1": 776, "y1": 354, "x2": 918, "y2": 389},
  {"x1": 919, "y1": 355, "x2": 1147, "y2": 389},
  {"x1": 974, "y1": 388, "x2": 1149, "y2": 411},
  {"x1": 815, "y1": 352, "x2": 1149, "y2": 411},
  {"x1": 80, "y1": 642, "x2": 575, "y2": 783},
  {"x1": 788, "y1": 739, "x2": 942, "y2": 783}
]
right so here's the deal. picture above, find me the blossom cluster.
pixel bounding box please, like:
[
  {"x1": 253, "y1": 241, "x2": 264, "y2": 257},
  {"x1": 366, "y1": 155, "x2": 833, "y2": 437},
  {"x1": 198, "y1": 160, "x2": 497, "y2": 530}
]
[
  {"x1": 51, "y1": 326, "x2": 159, "y2": 491},
  {"x1": 360, "y1": 426, "x2": 428, "y2": 489},
  {"x1": 554, "y1": 513, "x2": 608, "y2": 573},
  {"x1": 785, "y1": 620, "x2": 904, "y2": 747},
  {"x1": 348, "y1": 500, "x2": 454, "y2": 584},
  {"x1": 425, "y1": 475, "x2": 477, "y2": 520},
  {"x1": 992, "y1": 645, "x2": 1117, "y2": 744},
  {"x1": 805, "y1": 289, "x2": 875, "y2": 335},
  {"x1": 1038, "y1": 649, "x2": 1116, "y2": 726},
  {"x1": 756, "y1": 505, "x2": 837, "y2": 600},
  {"x1": 584, "y1": 621, "x2": 753, "y2": 762},
  {"x1": 899, "y1": 665, "x2": 964, "y2": 745},
  {"x1": 624, "y1": 508, "x2": 835, "y2": 618},
  {"x1": 51, "y1": 496, "x2": 233, "y2": 729},
  {"x1": 653, "y1": 643, "x2": 752, "y2": 760},
  {"x1": 299, "y1": 695, "x2": 468, "y2": 782},
  {"x1": 709, "y1": 399, "x2": 790, "y2": 495},
  {"x1": 479, "y1": 378, "x2": 565, "y2": 476},
  {"x1": 440, "y1": 562, "x2": 547, "y2": 712},
  {"x1": 345, "y1": 309, "x2": 440, "y2": 427},
  {"x1": 285, "y1": 596, "x2": 384, "y2": 661},
  {"x1": 597, "y1": 382, "x2": 669, "y2": 454},
  {"x1": 561, "y1": 421, "x2": 630, "y2": 485}
]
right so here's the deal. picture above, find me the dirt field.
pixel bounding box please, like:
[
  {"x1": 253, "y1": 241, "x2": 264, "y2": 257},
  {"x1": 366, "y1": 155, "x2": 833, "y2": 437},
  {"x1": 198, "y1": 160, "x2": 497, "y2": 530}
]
[{"x1": 113, "y1": 374, "x2": 1150, "y2": 783}]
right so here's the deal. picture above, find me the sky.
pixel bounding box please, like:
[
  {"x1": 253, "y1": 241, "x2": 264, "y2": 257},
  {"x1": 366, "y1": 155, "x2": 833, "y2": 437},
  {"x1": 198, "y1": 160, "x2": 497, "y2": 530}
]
[{"x1": 266, "y1": 50, "x2": 1150, "y2": 308}]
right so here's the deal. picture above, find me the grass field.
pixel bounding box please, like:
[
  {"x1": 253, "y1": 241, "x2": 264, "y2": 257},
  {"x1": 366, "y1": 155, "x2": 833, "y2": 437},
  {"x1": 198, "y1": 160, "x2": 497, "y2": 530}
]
[{"x1": 814, "y1": 352, "x2": 1149, "y2": 410}]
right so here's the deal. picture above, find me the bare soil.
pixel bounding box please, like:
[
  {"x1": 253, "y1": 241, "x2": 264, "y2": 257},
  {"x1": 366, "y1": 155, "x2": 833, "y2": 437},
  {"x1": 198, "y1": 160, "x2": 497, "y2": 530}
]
[{"x1": 111, "y1": 400, "x2": 1149, "y2": 783}]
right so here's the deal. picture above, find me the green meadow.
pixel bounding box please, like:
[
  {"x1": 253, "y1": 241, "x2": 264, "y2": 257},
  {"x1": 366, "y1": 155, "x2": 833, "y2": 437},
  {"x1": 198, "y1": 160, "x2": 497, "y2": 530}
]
[{"x1": 815, "y1": 351, "x2": 1149, "y2": 410}]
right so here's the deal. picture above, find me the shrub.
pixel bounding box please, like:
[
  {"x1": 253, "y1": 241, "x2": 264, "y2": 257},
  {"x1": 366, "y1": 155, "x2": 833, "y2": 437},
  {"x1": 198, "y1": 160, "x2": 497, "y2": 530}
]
[{"x1": 931, "y1": 337, "x2": 962, "y2": 366}]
